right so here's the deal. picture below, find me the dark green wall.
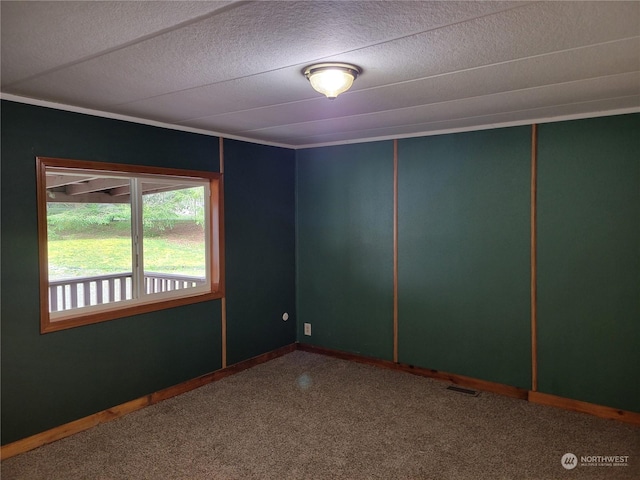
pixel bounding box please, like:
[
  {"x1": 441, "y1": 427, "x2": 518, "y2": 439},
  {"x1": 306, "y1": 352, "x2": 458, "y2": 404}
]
[
  {"x1": 398, "y1": 128, "x2": 532, "y2": 389},
  {"x1": 0, "y1": 101, "x2": 297, "y2": 444},
  {"x1": 296, "y1": 142, "x2": 394, "y2": 360},
  {"x1": 0, "y1": 101, "x2": 222, "y2": 444},
  {"x1": 537, "y1": 115, "x2": 640, "y2": 412},
  {"x1": 2, "y1": 99, "x2": 638, "y2": 446},
  {"x1": 224, "y1": 139, "x2": 296, "y2": 364},
  {"x1": 295, "y1": 116, "x2": 639, "y2": 413}
]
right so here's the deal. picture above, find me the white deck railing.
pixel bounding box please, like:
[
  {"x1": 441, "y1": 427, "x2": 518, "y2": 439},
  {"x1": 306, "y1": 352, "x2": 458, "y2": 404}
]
[{"x1": 48, "y1": 272, "x2": 205, "y2": 312}]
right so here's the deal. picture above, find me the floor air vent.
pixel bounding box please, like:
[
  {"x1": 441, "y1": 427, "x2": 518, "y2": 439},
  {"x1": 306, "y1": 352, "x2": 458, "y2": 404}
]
[{"x1": 446, "y1": 385, "x2": 480, "y2": 397}]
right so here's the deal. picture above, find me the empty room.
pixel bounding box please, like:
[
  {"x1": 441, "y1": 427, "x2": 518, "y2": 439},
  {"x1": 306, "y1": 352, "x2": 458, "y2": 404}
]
[{"x1": 1, "y1": 1, "x2": 639, "y2": 479}]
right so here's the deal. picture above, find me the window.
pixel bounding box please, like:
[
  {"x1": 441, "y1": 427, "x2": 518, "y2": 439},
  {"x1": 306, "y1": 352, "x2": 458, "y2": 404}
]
[{"x1": 37, "y1": 157, "x2": 224, "y2": 333}]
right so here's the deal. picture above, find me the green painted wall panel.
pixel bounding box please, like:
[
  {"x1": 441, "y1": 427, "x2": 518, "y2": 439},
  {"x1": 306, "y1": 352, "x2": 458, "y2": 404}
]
[
  {"x1": 224, "y1": 140, "x2": 296, "y2": 364},
  {"x1": 398, "y1": 128, "x2": 531, "y2": 388},
  {"x1": 3, "y1": 96, "x2": 637, "y2": 446},
  {"x1": 1, "y1": 304, "x2": 220, "y2": 444},
  {"x1": 296, "y1": 142, "x2": 394, "y2": 360},
  {"x1": 537, "y1": 114, "x2": 640, "y2": 412},
  {"x1": 1, "y1": 101, "x2": 222, "y2": 444}
]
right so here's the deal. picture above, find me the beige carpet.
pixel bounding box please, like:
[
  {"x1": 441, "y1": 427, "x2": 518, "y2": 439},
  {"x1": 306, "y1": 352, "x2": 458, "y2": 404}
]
[{"x1": 2, "y1": 351, "x2": 639, "y2": 479}]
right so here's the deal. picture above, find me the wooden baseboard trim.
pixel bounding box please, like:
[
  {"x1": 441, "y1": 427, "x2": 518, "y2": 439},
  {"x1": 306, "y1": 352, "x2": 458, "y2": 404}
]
[
  {"x1": 297, "y1": 343, "x2": 527, "y2": 399},
  {"x1": 1, "y1": 343, "x2": 296, "y2": 460},
  {"x1": 298, "y1": 343, "x2": 640, "y2": 422},
  {"x1": 528, "y1": 391, "x2": 640, "y2": 426},
  {"x1": 209, "y1": 343, "x2": 297, "y2": 381},
  {"x1": 297, "y1": 342, "x2": 396, "y2": 367},
  {"x1": 397, "y1": 363, "x2": 528, "y2": 400},
  {"x1": 4, "y1": 342, "x2": 637, "y2": 460},
  {"x1": 0, "y1": 397, "x2": 150, "y2": 461}
]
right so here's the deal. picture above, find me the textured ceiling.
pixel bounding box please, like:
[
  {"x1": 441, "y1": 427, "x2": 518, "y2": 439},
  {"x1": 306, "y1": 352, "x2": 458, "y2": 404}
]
[{"x1": 2, "y1": 1, "x2": 639, "y2": 148}]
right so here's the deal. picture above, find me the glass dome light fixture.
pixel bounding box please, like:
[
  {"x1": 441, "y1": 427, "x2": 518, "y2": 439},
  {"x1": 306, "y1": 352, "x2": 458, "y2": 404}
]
[{"x1": 303, "y1": 63, "x2": 361, "y2": 99}]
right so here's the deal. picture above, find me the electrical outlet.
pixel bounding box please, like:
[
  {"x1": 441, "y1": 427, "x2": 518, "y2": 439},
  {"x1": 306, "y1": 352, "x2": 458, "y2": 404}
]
[{"x1": 304, "y1": 323, "x2": 311, "y2": 336}]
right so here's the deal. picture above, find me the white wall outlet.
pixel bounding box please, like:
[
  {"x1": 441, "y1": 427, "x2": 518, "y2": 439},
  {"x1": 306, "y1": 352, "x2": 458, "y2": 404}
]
[{"x1": 304, "y1": 323, "x2": 312, "y2": 336}]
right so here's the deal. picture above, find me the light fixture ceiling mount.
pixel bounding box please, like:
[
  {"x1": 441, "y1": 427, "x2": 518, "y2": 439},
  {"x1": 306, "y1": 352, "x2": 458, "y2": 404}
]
[{"x1": 303, "y1": 62, "x2": 361, "y2": 99}]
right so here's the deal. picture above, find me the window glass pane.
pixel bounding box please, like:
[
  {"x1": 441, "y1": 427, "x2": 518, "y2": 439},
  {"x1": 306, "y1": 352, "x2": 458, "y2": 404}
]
[
  {"x1": 141, "y1": 183, "x2": 207, "y2": 295},
  {"x1": 40, "y1": 158, "x2": 221, "y2": 332},
  {"x1": 46, "y1": 172, "x2": 132, "y2": 313}
]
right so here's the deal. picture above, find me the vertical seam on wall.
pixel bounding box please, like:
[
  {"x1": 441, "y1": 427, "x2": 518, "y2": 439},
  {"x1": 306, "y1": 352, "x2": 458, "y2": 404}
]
[
  {"x1": 294, "y1": 150, "x2": 299, "y2": 342},
  {"x1": 531, "y1": 124, "x2": 538, "y2": 391},
  {"x1": 220, "y1": 137, "x2": 227, "y2": 369},
  {"x1": 393, "y1": 139, "x2": 399, "y2": 363}
]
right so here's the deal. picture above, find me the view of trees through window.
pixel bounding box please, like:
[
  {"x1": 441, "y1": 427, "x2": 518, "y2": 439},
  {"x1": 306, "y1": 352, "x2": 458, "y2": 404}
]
[
  {"x1": 47, "y1": 180, "x2": 207, "y2": 312},
  {"x1": 48, "y1": 187, "x2": 206, "y2": 278}
]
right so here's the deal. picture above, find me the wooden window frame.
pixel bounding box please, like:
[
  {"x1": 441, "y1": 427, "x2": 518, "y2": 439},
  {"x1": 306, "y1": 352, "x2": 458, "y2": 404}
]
[{"x1": 36, "y1": 157, "x2": 224, "y2": 333}]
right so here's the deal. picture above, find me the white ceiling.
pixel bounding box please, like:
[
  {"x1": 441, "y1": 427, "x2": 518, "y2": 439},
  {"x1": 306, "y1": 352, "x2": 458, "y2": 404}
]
[{"x1": 2, "y1": 1, "x2": 639, "y2": 148}]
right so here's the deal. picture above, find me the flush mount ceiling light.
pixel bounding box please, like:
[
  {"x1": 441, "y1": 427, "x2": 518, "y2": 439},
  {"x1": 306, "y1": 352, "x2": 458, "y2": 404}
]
[{"x1": 303, "y1": 63, "x2": 361, "y2": 99}]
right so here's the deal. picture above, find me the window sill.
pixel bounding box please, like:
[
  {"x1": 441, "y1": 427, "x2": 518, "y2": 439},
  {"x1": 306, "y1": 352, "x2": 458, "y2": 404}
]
[{"x1": 41, "y1": 287, "x2": 224, "y2": 334}]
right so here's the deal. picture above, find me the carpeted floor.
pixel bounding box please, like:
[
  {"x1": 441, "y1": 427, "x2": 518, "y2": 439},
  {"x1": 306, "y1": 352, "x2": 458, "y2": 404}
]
[{"x1": 2, "y1": 351, "x2": 639, "y2": 479}]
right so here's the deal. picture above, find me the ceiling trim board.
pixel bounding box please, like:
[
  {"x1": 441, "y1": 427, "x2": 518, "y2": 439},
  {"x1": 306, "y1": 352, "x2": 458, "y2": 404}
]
[
  {"x1": 2, "y1": 93, "x2": 637, "y2": 151},
  {"x1": 292, "y1": 106, "x2": 640, "y2": 149},
  {"x1": 0, "y1": 93, "x2": 292, "y2": 150},
  {"x1": 280, "y1": 93, "x2": 640, "y2": 143}
]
